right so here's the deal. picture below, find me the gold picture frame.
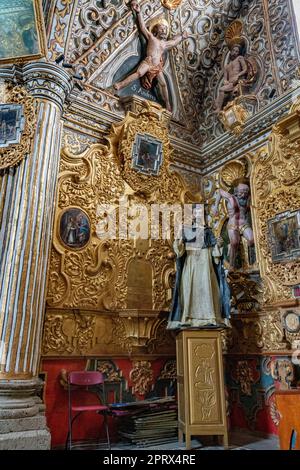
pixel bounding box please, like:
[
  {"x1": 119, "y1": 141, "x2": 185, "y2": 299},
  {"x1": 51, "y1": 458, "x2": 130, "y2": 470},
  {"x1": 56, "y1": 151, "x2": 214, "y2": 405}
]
[{"x1": 0, "y1": 0, "x2": 47, "y2": 65}]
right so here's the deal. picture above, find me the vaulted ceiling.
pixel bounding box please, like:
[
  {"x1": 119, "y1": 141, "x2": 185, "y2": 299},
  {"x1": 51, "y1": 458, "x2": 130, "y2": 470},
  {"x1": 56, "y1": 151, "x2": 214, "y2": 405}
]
[{"x1": 44, "y1": 0, "x2": 299, "y2": 157}]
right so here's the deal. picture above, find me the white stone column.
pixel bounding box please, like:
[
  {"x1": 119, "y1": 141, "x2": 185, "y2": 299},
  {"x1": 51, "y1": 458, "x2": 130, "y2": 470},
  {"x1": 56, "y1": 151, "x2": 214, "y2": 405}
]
[{"x1": 0, "y1": 62, "x2": 72, "y2": 449}]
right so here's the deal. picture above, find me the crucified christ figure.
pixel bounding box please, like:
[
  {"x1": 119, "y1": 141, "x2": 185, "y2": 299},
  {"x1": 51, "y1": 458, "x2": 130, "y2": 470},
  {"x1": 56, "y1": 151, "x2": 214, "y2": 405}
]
[{"x1": 112, "y1": 1, "x2": 189, "y2": 111}]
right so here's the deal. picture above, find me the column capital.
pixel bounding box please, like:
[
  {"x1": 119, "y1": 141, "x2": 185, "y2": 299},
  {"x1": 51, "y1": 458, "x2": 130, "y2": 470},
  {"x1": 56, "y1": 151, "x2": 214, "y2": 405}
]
[{"x1": 23, "y1": 61, "x2": 72, "y2": 112}]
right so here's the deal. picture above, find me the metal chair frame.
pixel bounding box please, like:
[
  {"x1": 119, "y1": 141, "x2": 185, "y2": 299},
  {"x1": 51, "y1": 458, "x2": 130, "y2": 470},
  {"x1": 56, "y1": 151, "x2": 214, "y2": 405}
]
[{"x1": 66, "y1": 371, "x2": 111, "y2": 450}]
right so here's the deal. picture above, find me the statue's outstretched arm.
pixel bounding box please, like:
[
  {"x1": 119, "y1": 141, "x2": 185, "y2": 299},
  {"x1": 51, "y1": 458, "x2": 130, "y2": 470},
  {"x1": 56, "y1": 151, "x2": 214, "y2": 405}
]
[
  {"x1": 219, "y1": 188, "x2": 232, "y2": 200},
  {"x1": 132, "y1": 3, "x2": 151, "y2": 40},
  {"x1": 165, "y1": 31, "x2": 188, "y2": 50}
]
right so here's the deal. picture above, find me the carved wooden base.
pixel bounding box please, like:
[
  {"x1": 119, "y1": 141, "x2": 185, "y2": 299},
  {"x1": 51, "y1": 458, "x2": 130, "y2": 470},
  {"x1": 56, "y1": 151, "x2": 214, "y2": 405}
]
[{"x1": 176, "y1": 329, "x2": 228, "y2": 449}]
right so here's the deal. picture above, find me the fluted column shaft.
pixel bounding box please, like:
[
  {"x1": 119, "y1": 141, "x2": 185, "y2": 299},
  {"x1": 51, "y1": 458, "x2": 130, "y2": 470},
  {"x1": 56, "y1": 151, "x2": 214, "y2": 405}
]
[{"x1": 0, "y1": 63, "x2": 71, "y2": 446}]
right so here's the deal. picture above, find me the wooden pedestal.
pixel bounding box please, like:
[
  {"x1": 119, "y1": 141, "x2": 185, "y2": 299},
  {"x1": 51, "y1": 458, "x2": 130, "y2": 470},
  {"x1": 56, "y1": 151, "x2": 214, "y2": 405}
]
[{"x1": 176, "y1": 329, "x2": 228, "y2": 449}]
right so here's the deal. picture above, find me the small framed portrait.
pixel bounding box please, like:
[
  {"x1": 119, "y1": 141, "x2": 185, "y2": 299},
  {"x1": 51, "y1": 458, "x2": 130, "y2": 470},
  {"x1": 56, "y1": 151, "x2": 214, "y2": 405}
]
[
  {"x1": 132, "y1": 133, "x2": 163, "y2": 176},
  {"x1": 0, "y1": 0, "x2": 47, "y2": 65},
  {"x1": 0, "y1": 104, "x2": 25, "y2": 148},
  {"x1": 59, "y1": 208, "x2": 91, "y2": 250},
  {"x1": 282, "y1": 310, "x2": 300, "y2": 334},
  {"x1": 268, "y1": 209, "x2": 300, "y2": 263}
]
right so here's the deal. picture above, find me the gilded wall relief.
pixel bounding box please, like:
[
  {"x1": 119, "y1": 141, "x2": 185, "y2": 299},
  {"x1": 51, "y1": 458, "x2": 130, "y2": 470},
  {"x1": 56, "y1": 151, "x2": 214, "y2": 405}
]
[
  {"x1": 47, "y1": 102, "x2": 182, "y2": 311},
  {"x1": 226, "y1": 310, "x2": 287, "y2": 354},
  {"x1": 45, "y1": 99, "x2": 195, "y2": 357},
  {"x1": 130, "y1": 360, "x2": 153, "y2": 395},
  {"x1": 43, "y1": 309, "x2": 176, "y2": 357},
  {"x1": 235, "y1": 360, "x2": 255, "y2": 396},
  {"x1": 251, "y1": 100, "x2": 300, "y2": 304},
  {"x1": 0, "y1": 82, "x2": 36, "y2": 170},
  {"x1": 161, "y1": 0, "x2": 182, "y2": 9}
]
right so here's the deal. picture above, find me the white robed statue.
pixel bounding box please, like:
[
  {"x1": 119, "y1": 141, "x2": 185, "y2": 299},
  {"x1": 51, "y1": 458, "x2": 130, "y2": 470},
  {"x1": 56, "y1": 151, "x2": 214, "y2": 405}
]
[{"x1": 167, "y1": 205, "x2": 230, "y2": 329}]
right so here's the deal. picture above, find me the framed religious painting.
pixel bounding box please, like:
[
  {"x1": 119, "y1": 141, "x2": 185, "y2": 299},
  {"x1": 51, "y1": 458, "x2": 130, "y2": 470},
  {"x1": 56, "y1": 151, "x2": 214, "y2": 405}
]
[
  {"x1": 0, "y1": 104, "x2": 25, "y2": 147},
  {"x1": 59, "y1": 208, "x2": 91, "y2": 250},
  {"x1": 0, "y1": 0, "x2": 47, "y2": 65},
  {"x1": 268, "y1": 209, "x2": 300, "y2": 263},
  {"x1": 131, "y1": 133, "x2": 163, "y2": 176}
]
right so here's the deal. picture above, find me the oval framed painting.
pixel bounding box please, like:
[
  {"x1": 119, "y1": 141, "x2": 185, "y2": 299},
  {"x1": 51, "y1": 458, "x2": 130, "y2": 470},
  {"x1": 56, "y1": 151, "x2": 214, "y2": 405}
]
[{"x1": 59, "y1": 207, "x2": 90, "y2": 250}]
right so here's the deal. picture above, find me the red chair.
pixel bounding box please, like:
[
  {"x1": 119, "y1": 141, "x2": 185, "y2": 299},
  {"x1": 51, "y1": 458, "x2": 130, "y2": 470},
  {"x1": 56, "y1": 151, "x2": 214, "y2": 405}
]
[{"x1": 67, "y1": 371, "x2": 111, "y2": 450}]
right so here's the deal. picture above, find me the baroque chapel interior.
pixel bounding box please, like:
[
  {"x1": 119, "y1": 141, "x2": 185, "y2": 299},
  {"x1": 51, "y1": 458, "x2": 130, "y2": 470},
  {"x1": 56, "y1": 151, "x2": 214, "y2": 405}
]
[{"x1": 1, "y1": 0, "x2": 300, "y2": 453}]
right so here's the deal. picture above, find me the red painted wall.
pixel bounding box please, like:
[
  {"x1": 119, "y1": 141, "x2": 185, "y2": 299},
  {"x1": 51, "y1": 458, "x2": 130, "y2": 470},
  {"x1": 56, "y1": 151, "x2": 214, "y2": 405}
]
[{"x1": 41, "y1": 358, "x2": 170, "y2": 448}]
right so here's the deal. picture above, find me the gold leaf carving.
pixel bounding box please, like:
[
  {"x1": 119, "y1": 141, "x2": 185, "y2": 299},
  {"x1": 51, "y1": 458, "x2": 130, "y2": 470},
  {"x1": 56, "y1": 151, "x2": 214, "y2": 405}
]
[
  {"x1": 130, "y1": 361, "x2": 153, "y2": 395},
  {"x1": 47, "y1": 99, "x2": 190, "y2": 313},
  {"x1": 252, "y1": 104, "x2": 300, "y2": 304},
  {"x1": 0, "y1": 84, "x2": 36, "y2": 170}
]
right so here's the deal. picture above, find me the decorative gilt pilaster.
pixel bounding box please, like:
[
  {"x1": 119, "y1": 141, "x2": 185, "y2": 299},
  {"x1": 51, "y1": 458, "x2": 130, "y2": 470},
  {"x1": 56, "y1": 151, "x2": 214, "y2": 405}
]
[
  {"x1": 0, "y1": 62, "x2": 71, "y2": 449},
  {"x1": 251, "y1": 99, "x2": 300, "y2": 305}
]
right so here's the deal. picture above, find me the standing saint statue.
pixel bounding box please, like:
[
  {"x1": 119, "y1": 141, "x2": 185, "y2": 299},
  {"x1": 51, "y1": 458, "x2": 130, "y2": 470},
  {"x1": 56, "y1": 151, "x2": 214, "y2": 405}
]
[
  {"x1": 167, "y1": 204, "x2": 230, "y2": 330},
  {"x1": 111, "y1": 0, "x2": 189, "y2": 111}
]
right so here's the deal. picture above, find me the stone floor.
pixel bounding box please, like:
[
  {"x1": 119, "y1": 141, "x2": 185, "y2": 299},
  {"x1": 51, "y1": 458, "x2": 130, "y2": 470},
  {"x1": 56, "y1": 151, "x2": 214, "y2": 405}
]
[{"x1": 67, "y1": 430, "x2": 279, "y2": 451}]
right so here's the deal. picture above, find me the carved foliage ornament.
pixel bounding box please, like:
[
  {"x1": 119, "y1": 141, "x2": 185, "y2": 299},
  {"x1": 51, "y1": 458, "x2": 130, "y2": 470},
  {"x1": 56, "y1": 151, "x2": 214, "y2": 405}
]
[
  {"x1": 219, "y1": 100, "x2": 249, "y2": 135},
  {"x1": 226, "y1": 310, "x2": 288, "y2": 355},
  {"x1": 110, "y1": 100, "x2": 178, "y2": 198},
  {"x1": 130, "y1": 360, "x2": 153, "y2": 395},
  {"x1": 0, "y1": 82, "x2": 36, "y2": 170},
  {"x1": 252, "y1": 103, "x2": 300, "y2": 304},
  {"x1": 42, "y1": 309, "x2": 176, "y2": 357}
]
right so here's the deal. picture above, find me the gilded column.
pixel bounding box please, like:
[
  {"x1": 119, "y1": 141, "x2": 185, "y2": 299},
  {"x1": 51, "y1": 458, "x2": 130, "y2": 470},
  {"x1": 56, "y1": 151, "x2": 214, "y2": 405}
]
[{"x1": 0, "y1": 62, "x2": 72, "y2": 449}]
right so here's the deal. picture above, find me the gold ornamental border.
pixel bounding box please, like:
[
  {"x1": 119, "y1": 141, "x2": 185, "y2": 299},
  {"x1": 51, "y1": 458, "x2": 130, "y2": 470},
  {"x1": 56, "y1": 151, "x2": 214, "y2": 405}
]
[
  {"x1": 0, "y1": 84, "x2": 36, "y2": 170},
  {"x1": 109, "y1": 100, "x2": 172, "y2": 195}
]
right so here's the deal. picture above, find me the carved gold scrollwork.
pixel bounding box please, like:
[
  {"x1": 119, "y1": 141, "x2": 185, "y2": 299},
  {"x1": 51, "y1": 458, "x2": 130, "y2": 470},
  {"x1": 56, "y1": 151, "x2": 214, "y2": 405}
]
[
  {"x1": 158, "y1": 359, "x2": 177, "y2": 380},
  {"x1": 252, "y1": 103, "x2": 300, "y2": 304},
  {"x1": 219, "y1": 100, "x2": 249, "y2": 135},
  {"x1": 112, "y1": 311, "x2": 173, "y2": 355},
  {"x1": 44, "y1": 98, "x2": 202, "y2": 359},
  {"x1": 130, "y1": 361, "x2": 153, "y2": 395},
  {"x1": 110, "y1": 99, "x2": 180, "y2": 199},
  {"x1": 42, "y1": 309, "x2": 175, "y2": 357},
  {"x1": 43, "y1": 314, "x2": 74, "y2": 354},
  {"x1": 235, "y1": 361, "x2": 255, "y2": 396},
  {"x1": 227, "y1": 310, "x2": 287, "y2": 354},
  {"x1": 0, "y1": 83, "x2": 36, "y2": 170},
  {"x1": 46, "y1": 98, "x2": 194, "y2": 315},
  {"x1": 228, "y1": 271, "x2": 262, "y2": 314}
]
